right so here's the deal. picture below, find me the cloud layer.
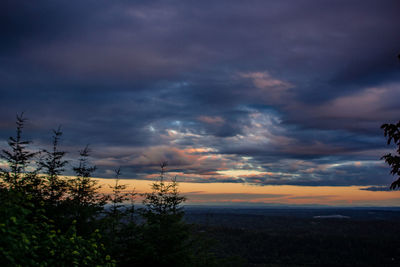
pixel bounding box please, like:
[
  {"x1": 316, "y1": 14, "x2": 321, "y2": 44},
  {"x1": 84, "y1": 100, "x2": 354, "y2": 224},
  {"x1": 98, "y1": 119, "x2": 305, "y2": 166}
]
[{"x1": 1, "y1": 0, "x2": 400, "y2": 186}]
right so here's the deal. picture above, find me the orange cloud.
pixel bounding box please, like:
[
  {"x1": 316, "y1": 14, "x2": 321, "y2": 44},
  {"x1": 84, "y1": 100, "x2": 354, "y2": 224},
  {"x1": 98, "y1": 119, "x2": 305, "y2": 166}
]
[
  {"x1": 197, "y1": 115, "x2": 224, "y2": 124},
  {"x1": 239, "y1": 71, "x2": 293, "y2": 104}
]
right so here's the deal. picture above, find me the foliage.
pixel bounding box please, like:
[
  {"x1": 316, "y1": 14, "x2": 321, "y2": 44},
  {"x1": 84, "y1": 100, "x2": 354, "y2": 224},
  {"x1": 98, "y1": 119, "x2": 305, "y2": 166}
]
[
  {"x1": 0, "y1": 115, "x2": 220, "y2": 266},
  {"x1": 135, "y1": 162, "x2": 191, "y2": 266},
  {"x1": 0, "y1": 188, "x2": 115, "y2": 267},
  {"x1": 67, "y1": 145, "x2": 106, "y2": 234},
  {"x1": 69, "y1": 145, "x2": 100, "y2": 206},
  {"x1": 0, "y1": 113, "x2": 40, "y2": 193},
  {"x1": 381, "y1": 120, "x2": 400, "y2": 189},
  {"x1": 102, "y1": 168, "x2": 138, "y2": 263},
  {"x1": 107, "y1": 168, "x2": 132, "y2": 228},
  {"x1": 0, "y1": 115, "x2": 114, "y2": 266},
  {"x1": 142, "y1": 162, "x2": 186, "y2": 219},
  {"x1": 39, "y1": 127, "x2": 69, "y2": 205}
]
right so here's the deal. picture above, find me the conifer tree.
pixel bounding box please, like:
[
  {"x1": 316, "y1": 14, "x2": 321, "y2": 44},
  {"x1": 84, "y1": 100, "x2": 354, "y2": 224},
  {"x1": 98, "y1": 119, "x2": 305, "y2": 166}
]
[
  {"x1": 0, "y1": 115, "x2": 115, "y2": 266},
  {"x1": 0, "y1": 113, "x2": 38, "y2": 190},
  {"x1": 139, "y1": 162, "x2": 191, "y2": 266},
  {"x1": 104, "y1": 168, "x2": 139, "y2": 263},
  {"x1": 142, "y1": 162, "x2": 186, "y2": 219},
  {"x1": 68, "y1": 145, "x2": 104, "y2": 234},
  {"x1": 40, "y1": 127, "x2": 68, "y2": 205},
  {"x1": 109, "y1": 168, "x2": 128, "y2": 221},
  {"x1": 107, "y1": 168, "x2": 131, "y2": 237}
]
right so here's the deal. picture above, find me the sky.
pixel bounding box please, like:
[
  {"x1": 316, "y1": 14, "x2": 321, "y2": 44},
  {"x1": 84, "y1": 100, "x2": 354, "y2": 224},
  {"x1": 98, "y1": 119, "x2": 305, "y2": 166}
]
[
  {"x1": 96, "y1": 179, "x2": 400, "y2": 207},
  {"x1": 1, "y1": 1, "x2": 400, "y2": 203}
]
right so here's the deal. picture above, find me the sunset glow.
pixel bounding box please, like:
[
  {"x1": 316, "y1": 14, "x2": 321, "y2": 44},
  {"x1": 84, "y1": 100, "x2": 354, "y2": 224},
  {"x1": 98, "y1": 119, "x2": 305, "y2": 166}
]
[{"x1": 96, "y1": 178, "x2": 400, "y2": 207}]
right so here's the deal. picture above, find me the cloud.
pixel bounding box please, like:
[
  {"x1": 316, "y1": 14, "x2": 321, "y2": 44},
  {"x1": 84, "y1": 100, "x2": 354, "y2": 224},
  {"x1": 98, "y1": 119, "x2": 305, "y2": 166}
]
[
  {"x1": 287, "y1": 84, "x2": 400, "y2": 132},
  {"x1": 197, "y1": 116, "x2": 224, "y2": 125},
  {"x1": 184, "y1": 193, "x2": 289, "y2": 203},
  {"x1": 0, "y1": 0, "x2": 399, "y2": 187},
  {"x1": 239, "y1": 71, "x2": 294, "y2": 104},
  {"x1": 360, "y1": 186, "x2": 392, "y2": 192}
]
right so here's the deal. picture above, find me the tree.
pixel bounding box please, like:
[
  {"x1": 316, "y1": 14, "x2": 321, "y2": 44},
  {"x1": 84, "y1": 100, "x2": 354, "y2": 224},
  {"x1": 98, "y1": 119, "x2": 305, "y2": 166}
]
[
  {"x1": 381, "y1": 120, "x2": 400, "y2": 189},
  {"x1": 0, "y1": 186, "x2": 115, "y2": 267},
  {"x1": 0, "y1": 113, "x2": 39, "y2": 191},
  {"x1": 67, "y1": 145, "x2": 105, "y2": 234},
  {"x1": 0, "y1": 116, "x2": 115, "y2": 266},
  {"x1": 102, "y1": 168, "x2": 139, "y2": 264},
  {"x1": 39, "y1": 127, "x2": 69, "y2": 206},
  {"x1": 108, "y1": 168, "x2": 129, "y2": 225},
  {"x1": 0, "y1": 114, "x2": 220, "y2": 266},
  {"x1": 136, "y1": 162, "x2": 192, "y2": 266},
  {"x1": 106, "y1": 168, "x2": 130, "y2": 241},
  {"x1": 142, "y1": 162, "x2": 186, "y2": 219}
]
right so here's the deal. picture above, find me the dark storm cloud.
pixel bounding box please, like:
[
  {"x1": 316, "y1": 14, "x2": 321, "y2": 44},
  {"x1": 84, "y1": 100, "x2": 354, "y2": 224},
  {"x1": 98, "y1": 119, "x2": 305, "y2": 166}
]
[
  {"x1": 1, "y1": 0, "x2": 399, "y2": 185},
  {"x1": 244, "y1": 161, "x2": 393, "y2": 186}
]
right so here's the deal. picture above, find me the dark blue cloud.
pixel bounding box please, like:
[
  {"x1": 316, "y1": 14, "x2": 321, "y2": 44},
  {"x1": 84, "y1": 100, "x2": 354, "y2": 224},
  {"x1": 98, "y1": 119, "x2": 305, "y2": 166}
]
[
  {"x1": 360, "y1": 186, "x2": 391, "y2": 192},
  {"x1": 0, "y1": 0, "x2": 399, "y2": 185}
]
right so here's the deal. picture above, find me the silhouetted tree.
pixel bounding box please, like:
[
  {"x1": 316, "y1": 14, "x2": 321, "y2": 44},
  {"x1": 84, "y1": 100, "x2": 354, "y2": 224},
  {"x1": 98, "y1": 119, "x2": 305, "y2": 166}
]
[
  {"x1": 0, "y1": 116, "x2": 115, "y2": 266},
  {"x1": 381, "y1": 120, "x2": 400, "y2": 189},
  {"x1": 67, "y1": 145, "x2": 105, "y2": 234},
  {"x1": 0, "y1": 188, "x2": 115, "y2": 267},
  {"x1": 143, "y1": 162, "x2": 186, "y2": 218},
  {"x1": 102, "y1": 168, "x2": 140, "y2": 264},
  {"x1": 106, "y1": 169, "x2": 129, "y2": 239},
  {"x1": 40, "y1": 127, "x2": 68, "y2": 205},
  {"x1": 0, "y1": 114, "x2": 220, "y2": 266},
  {"x1": 0, "y1": 113, "x2": 39, "y2": 191},
  {"x1": 108, "y1": 168, "x2": 129, "y2": 224},
  {"x1": 136, "y1": 162, "x2": 193, "y2": 266}
]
